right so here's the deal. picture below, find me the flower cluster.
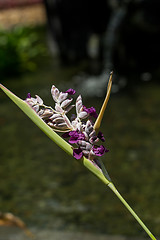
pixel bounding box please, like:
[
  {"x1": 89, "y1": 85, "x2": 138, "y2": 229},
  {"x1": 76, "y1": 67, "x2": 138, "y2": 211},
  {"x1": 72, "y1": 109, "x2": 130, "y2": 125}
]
[{"x1": 25, "y1": 85, "x2": 109, "y2": 162}]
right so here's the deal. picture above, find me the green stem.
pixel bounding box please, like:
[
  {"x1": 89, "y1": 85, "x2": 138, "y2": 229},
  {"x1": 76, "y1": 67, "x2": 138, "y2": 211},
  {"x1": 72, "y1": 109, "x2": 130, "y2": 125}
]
[{"x1": 108, "y1": 182, "x2": 157, "y2": 240}]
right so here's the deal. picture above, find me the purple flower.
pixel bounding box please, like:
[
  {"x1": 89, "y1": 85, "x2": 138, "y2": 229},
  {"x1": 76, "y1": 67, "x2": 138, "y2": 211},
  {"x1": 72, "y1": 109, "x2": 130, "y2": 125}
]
[
  {"x1": 65, "y1": 88, "x2": 76, "y2": 95},
  {"x1": 73, "y1": 148, "x2": 83, "y2": 159},
  {"x1": 97, "y1": 131, "x2": 105, "y2": 142},
  {"x1": 83, "y1": 106, "x2": 98, "y2": 118},
  {"x1": 68, "y1": 131, "x2": 85, "y2": 144},
  {"x1": 26, "y1": 93, "x2": 31, "y2": 99},
  {"x1": 92, "y1": 145, "x2": 109, "y2": 156}
]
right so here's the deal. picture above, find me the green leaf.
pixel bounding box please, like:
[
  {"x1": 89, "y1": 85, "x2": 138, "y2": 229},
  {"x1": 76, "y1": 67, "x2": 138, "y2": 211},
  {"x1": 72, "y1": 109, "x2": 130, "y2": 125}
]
[{"x1": 0, "y1": 84, "x2": 110, "y2": 186}]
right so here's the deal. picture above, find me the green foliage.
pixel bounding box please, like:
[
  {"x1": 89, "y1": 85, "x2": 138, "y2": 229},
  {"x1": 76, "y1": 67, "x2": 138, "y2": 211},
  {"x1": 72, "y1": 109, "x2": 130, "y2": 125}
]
[{"x1": 0, "y1": 26, "x2": 46, "y2": 78}]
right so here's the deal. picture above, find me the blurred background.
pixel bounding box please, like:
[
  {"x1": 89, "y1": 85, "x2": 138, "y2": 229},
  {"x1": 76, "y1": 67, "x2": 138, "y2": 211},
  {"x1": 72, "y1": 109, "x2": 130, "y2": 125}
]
[{"x1": 0, "y1": 0, "x2": 160, "y2": 239}]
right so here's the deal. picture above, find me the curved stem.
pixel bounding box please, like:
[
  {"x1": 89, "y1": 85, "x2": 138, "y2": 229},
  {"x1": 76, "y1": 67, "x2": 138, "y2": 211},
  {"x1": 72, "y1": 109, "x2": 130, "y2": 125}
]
[{"x1": 108, "y1": 182, "x2": 157, "y2": 240}]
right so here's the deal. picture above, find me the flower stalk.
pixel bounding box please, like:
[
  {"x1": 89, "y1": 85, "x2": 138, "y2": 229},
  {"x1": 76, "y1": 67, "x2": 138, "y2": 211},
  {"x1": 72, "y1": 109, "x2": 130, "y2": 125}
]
[
  {"x1": 0, "y1": 74, "x2": 157, "y2": 240},
  {"x1": 108, "y1": 183, "x2": 157, "y2": 240}
]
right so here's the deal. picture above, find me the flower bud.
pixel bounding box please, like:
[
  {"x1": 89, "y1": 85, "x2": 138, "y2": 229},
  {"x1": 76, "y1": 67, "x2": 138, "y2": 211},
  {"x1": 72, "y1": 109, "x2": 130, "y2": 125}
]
[
  {"x1": 77, "y1": 140, "x2": 92, "y2": 151},
  {"x1": 55, "y1": 122, "x2": 68, "y2": 129},
  {"x1": 32, "y1": 105, "x2": 39, "y2": 112},
  {"x1": 85, "y1": 120, "x2": 93, "y2": 134},
  {"x1": 85, "y1": 142, "x2": 92, "y2": 150},
  {"x1": 63, "y1": 115, "x2": 73, "y2": 128},
  {"x1": 76, "y1": 95, "x2": 82, "y2": 113},
  {"x1": 26, "y1": 97, "x2": 37, "y2": 106},
  {"x1": 61, "y1": 98, "x2": 73, "y2": 108},
  {"x1": 40, "y1": 109, "x2": 53, "y2": 119},
  {"x1": 58, "y1": 92, "x2": 68, "y2": 103},
  {"x1": 65, "y1": 104, "x2": 75, "y2": 113},
  {"x1": 51, "y1": 85, "x2": 60, "y2": 101},
  {"x1": 89, "y1": 136, "x2": 99, "y2": 144},
  {"x1": 35, "y1": 95, "x2": 43, "y2": 105},
  {"x1": 89, "y1": 130, "x2": 96, "y2": 138},
  {"x1": 52, "y1": 117, "x2": 65, "y2": 123},
  {"x1": 38, "y1": 109, "x2": 45, "y2": 116},
  {"x1": 77, "y1": 140, "x2": 86, "y2": 146},
  {"x1": 83, "y1": 132, "x2": 89, "y2": 141},
  {"x1": 55, "y1": 103, "x2": 63, "y2": 113},
  {"x1": 78, "y1": 111, "x2": 88, "y2": 119},
  {"x1": 31, "y1": 97, "x2": 37, "y2": 104},
  {"x1": 49, "y1": 113, "x2": 61, "y2": 120}
]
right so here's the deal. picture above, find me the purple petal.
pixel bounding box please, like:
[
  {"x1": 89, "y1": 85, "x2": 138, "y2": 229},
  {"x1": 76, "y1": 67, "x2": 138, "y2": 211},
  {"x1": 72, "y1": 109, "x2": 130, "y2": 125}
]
[
  {"x1": 69, "y1": 131, "x2": 79, "y2": 137},
  {"x1": 92, "y1": 145, "x2": 109, "y2": 156},
  {"x1": 89, "y1": 107, "x2": 98, "y2": 118},
  {"x1": 27, "y1": 93, "x2": 31, "y2": 99},
  {"x1": 78, "y1": 133, "x2": 85, "y2": 140},
  {"x1": 83, "y1": 105, "x2": 89, "y2": 113},
  {"x1": 68, "y1": 131, "x2": 85, "y2": 144},
  {"x1": 73, "y1": 148, "x2": 83, "y2": 159},
  {"x1": 97, "y1": 131, "x2": 105, "y2": 142},
  {"x1": 69, "y1": 136, "x2": 79, "y2": 144},
  {"x1": 83, "y1": 106, "x2": 98, "y2": 118},
  {"x1": 65, "y1": 88, "x2": 76, "y2": 95}
]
